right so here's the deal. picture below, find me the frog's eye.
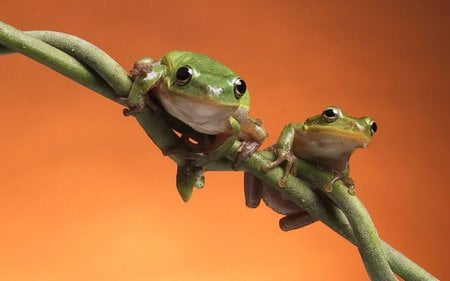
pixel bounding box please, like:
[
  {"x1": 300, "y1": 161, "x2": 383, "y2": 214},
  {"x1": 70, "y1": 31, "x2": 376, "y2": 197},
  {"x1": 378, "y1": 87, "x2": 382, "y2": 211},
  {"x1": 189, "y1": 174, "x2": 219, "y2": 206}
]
[
  {"x1": 322, "y1": 107, "x2": 340, "y2": 122},
  {"x1": 370, "y1": 121, "x2": 378, "y2": 135},
  {"x1": 234, "y1": 78, "x2": 247, "y2": 99},
  {"x1": 176, "y1": 65, "x2": 193, "y2": 86}
]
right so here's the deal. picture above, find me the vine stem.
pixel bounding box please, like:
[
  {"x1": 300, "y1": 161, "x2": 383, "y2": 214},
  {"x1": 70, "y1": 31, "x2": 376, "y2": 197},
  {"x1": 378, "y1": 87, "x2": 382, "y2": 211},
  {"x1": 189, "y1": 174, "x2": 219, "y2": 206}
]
[
  {"x1": 326, "y1": 180, "x2": 396, "y2": 280},
  {"x1": 0, "y1": 23, "x2": 118, "y2": 100},
  {"x1": 237, "y1": 151, "x2": 437, "y2": 281},
  {"x1": 0, "y1": 20, "x2": 438, "y2": 281}
]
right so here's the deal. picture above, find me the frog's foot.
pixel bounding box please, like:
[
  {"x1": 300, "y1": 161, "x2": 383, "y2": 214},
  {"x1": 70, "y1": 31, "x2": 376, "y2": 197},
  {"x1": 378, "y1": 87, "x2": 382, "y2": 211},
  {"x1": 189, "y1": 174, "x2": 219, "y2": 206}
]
[
  {"x1": 120, "y1": 94, "x2": 160, "y2": 118},
  {"x1": 120, "y1": 91, "x2": 160, "y2": 116},
  {"x1": 232, "y1": 141, "x2": 260, "y2": 170},
  {"x1": 182, "y1": 162, "x2": 205, "y2": 181},
  {"x1": 279, "y1": 212, "x2": 318, "y2": 231},
  {"x1": 323, "y1": 173, "x2": 339, "y2": 192},
  {"x1": 176, "y1": 162, "x2": 205, "y2": 202},
  {"x1": 262, "y1": 149, "x2": 296, "y2": 187},
  {"x1": 323, "y1": 173, "x2": 355, "y2": 194},
  {"x1": 119, "y1": 58, "x2": 160, "y2": 116},
  {"x1": 344, "y1": 177, "x2": 356, "y2": 195},
  {"x1": 121, "y1": 101, "x2": 145, "y2": 116},
  {"x1": 130, "y1": 58, "x2": 154, "y2": 78}
]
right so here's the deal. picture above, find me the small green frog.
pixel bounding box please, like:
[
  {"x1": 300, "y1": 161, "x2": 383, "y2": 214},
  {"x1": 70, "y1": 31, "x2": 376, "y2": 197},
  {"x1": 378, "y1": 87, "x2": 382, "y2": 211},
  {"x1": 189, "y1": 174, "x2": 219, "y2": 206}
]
[
  {"x1": 122, "y1": 51, "x2": 267, "y2": 201},
  {"x1": 245, "y1": 106, "x2": 377, "y2": 231}
]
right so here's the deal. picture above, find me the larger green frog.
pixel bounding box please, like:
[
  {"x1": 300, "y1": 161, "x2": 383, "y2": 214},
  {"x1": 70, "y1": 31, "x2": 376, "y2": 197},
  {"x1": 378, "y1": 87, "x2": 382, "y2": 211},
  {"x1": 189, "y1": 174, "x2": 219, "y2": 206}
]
[
  {"x1": 244, "y1": 106, "x2": 377, "y2": 231},
  {"x1": 122, "y1": 51, "x2": 268, "y2": 201}
]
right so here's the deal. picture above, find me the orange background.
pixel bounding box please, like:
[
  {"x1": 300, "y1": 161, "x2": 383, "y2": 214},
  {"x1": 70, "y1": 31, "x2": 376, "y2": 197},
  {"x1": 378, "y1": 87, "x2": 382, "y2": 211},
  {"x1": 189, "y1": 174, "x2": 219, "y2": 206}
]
[{"x1": 0, "y1": 1, "x2": 448, "y2": 280}]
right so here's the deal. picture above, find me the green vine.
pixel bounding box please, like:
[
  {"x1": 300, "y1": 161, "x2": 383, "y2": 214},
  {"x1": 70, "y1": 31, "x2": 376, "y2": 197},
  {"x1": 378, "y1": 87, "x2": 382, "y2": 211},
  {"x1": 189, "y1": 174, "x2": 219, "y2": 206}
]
[{"x1": 0, "y1": 21, "x2": 437, "y2": 281}]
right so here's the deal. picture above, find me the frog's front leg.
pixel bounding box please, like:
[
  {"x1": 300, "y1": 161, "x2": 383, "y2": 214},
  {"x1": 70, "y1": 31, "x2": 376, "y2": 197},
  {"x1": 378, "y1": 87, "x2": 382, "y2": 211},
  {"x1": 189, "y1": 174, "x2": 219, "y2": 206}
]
[
  {"x1": 233, "y1": 117, "x2": 268, "y2": 169},
  {"x1": 120, "y1": 57, "x2": 165, "y2": 116},
  {"x1": 262, "y1": 123, "x2": 299, "y2": 186},
  {"x1": 262, "y1": 147, "x2": 297, "y2": 187}
]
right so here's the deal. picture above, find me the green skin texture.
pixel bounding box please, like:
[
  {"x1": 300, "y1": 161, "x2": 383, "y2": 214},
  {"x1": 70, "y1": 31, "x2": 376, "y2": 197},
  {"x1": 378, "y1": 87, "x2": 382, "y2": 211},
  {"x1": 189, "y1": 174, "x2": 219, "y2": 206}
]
[
  {"x1": 124, "y1": 51, "x2": 268, "y2": 201},
  {"x1": 245, "y1": 106, "x2": 376, "y2": 231}
]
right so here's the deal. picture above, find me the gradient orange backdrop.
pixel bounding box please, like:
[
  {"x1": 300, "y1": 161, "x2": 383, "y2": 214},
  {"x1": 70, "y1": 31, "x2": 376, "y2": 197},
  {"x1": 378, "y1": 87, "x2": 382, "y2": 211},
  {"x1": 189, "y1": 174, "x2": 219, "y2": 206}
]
[{"x1": 0, "y1": 1, "x2": 448, "y2": 280}]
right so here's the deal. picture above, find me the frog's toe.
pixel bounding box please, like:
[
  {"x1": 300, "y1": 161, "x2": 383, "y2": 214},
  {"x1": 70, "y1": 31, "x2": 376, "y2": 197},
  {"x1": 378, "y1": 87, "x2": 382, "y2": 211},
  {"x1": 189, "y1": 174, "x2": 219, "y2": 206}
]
[
  {"x1": 122, "y1": 103, "x2": 145, "y2": 116},
  {"x1": 117, "y1": 96, "x2": 146, "y2": 117},
  {"x1": 278, "y1": 171, "x2": 291, "y2": 187},
  {"x1": 262, "y1": 155, "x2": 283, "y2": 172},
  {"x1": 343, "y1": 177, "x2": 356, "y2": 195},
  {"x1": 348, "y1": 187, "x2": 356, "y2": 195},
  {"x1": 261, "y1": 162, "x2": 273, "y2": 172},
  {"x1": 347, "y1": 183, "x2": 356, "y2": 195},
  {"x1": 233, "y1": 141, "x2": 260, "y2": 170},
  {"x1": 130, "y1": 58, "x2": 154, "y2": 78}
]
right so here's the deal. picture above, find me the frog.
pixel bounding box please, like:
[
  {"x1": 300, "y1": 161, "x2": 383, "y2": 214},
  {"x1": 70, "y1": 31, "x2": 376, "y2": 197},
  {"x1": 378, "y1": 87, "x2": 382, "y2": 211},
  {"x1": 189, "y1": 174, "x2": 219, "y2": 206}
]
[
  {"x1": 244, "y1": 106, "x2": 377, "y2": 231},
  {"x1": 121, "y1": 51, "x2": 268, "y2": 201}
]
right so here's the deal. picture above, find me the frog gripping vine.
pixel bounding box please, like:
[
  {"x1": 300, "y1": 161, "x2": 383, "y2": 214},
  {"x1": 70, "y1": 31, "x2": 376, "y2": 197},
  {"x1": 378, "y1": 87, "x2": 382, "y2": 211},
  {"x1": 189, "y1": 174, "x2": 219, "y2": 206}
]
[{"x1": 0, "y1": 21, "x2": 437, "y2": 281}]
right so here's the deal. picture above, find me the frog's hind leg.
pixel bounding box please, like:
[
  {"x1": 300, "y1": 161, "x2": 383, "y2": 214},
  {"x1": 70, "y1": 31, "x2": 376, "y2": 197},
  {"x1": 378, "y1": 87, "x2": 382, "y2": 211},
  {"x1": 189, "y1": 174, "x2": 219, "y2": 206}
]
[
  {"x1": 244, "y1": 172, "x2": 263, "y2": 208},
  {"x1": 279, "y1": 212, "x2": 318, "y2": 231},
  {"x1": 176, "y1": 162, "x2": 205, "y2": 202}
]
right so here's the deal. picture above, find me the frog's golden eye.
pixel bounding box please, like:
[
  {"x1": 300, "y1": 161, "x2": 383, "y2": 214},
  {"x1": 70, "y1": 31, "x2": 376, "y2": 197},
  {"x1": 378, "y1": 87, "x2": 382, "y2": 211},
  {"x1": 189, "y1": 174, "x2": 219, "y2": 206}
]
[
  {"x1": 176, "y1": 65, "x2": 193, "y2": 86},
  {"x1": 370, "y1": 121, "x2": 378, "y2": 135},
  {"x1": 322, "y1": 107, "x2": 340, "y2": 122},
  {"x1": 234, "y1": 78, "x2": 247, "y2": 99}
]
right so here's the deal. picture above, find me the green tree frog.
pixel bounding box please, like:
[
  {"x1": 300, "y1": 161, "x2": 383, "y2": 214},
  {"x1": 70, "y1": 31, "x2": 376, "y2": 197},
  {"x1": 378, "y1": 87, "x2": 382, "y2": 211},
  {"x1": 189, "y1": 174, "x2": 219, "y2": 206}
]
[
  {"x1": 244, "y1": 106, "x2": 377, "y2": 231},
  {"x1": 121, "y1": 51, "x2": 267, "y2": 201}
]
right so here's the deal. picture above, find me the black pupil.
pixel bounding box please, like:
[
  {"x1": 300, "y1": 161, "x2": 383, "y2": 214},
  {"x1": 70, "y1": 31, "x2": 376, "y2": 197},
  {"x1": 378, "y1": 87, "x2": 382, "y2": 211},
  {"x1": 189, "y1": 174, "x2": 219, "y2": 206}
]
[
  {"x1": 371, "y1": 122, "x2": 378, "y2": 133},
  {"x1": 235, "y1": 79, "x2": 246, "y2": 94},
  {"x1": 176, "y1": 66, "x2": 192, "y2": 82},
  {"x1": 324, "y1": 109, "x2": 336, "y2": 118}
]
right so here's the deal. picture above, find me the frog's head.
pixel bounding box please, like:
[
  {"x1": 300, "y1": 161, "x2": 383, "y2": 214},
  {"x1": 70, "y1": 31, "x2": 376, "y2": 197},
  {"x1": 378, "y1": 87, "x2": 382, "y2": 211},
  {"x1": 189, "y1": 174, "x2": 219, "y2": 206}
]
[
  {"x1": 160, "y1": 51, "x2": 250, "y2": 111},
  {"x1": 300, "y1": 106, "x2": 377, "y2": 160}
]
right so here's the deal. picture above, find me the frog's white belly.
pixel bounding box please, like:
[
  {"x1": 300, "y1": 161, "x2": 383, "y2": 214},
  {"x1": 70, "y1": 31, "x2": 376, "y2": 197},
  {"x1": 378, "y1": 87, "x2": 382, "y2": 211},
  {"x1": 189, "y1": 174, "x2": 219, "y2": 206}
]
[{"x1": 155, "y1": 90, "x2": 235, "y2": 135}]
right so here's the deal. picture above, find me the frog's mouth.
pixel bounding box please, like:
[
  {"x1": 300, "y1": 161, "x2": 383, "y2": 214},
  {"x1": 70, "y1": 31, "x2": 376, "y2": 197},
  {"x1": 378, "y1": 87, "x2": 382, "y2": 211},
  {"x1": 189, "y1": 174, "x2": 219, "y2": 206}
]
[
  {"x1": 303, "y1": 124, "x2": 372, "y2": 148},
  {"x1": 154, "y1": 88, "x2": 244, "y2": 135}
]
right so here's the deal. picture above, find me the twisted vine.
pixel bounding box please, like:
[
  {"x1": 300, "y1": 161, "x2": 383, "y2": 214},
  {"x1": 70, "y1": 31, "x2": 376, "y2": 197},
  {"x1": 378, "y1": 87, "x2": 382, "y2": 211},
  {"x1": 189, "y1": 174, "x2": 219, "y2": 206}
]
[{"x1": 0, "y1": 21, "x2": 437, "y2": 281}]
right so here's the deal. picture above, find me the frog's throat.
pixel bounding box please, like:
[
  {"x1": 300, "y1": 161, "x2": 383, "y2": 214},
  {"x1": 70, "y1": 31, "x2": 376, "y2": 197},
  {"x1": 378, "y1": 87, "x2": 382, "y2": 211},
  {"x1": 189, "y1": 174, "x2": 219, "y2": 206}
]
[{"x1": 154, "y1": 88, "x2": 247, "y2": 135}]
